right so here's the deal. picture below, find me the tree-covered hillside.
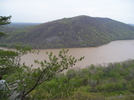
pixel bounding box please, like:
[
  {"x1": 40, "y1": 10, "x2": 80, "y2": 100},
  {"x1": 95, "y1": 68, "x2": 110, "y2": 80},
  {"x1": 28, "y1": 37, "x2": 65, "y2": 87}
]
[
  {"x1": 30, "y1": 59, "x2": 134, "y2": 100},
  {"x1": 0, "y1": 15, "x2": 134, "y2": 49}
]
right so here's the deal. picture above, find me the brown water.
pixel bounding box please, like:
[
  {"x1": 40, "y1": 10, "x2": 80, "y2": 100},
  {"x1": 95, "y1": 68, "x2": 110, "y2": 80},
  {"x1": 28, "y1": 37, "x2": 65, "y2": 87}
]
[{"x1": 19, "y1": 40, "x2": 134, "y2": 69}]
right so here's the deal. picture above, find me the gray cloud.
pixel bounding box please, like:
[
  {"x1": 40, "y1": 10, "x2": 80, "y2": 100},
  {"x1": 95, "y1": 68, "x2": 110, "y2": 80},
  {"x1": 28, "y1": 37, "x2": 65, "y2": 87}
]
[{"x1": 0, "y1": 0, "x2": 134, "y2": 23}]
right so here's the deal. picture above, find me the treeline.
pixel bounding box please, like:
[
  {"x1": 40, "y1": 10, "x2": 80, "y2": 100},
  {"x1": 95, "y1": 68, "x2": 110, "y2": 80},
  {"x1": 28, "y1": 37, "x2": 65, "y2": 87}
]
[
  {"x1": 0, "y1": 15, "x2": 134, "y2": 49},
  {"x1": 31, "y1": 59, "x2": 134, "y2": 100}
]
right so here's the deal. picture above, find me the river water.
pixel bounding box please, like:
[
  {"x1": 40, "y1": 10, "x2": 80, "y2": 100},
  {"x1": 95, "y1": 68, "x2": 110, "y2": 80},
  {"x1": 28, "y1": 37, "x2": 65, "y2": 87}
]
[{"x1": 19, "y1": 40, "x2": 134, "y2": 69}]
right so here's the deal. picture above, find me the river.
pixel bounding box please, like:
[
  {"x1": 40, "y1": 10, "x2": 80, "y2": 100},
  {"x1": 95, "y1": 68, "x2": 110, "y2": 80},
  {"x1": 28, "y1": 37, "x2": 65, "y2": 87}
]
[{"x1": 19, "y1": 40, "x2": 134, "y2": 69}]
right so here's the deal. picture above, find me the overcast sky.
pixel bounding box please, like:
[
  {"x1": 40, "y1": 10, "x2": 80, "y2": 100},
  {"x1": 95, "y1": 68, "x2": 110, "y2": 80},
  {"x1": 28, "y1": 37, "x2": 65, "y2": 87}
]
[{"x1": 0, "y1": 0, "x2": 134, "y2": 23}]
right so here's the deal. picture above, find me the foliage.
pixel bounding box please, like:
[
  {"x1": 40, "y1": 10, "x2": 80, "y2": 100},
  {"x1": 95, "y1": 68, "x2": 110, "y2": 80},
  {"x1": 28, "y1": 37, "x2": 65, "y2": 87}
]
[
  {"x1": 31, "y1": 74, "x2": 80, "y2": 100},
  {"x1": 1, "y1": 47, "x2": 84, "y2": 100},
  {"x1": 62, "y1": 60, "x2": 134, "y2": 98},
  {"x1": 0, "y1": 16, "x2": 11, "y2": 25},
  {"x1": 23, "y1": 59, "x2": 134, "y2": 100},
  {"x1": 0, "y1": 45, "x2": 33, "y2": 75},
  {"x1": 0, "y1": 15, "x2": 134, "y2": 48},
  {"x1": 0, "y1": 16, "x2": 11, "y2": 37}
]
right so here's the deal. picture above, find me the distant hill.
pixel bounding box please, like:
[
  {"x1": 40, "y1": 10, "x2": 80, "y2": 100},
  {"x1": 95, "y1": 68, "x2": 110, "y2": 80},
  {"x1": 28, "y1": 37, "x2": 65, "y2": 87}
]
[
  {"x1": 0, "y1": 15, "x2": 134, "y2": 49},
  {"x1": 6, "y1": 22, "x2": 41, "y2": 28}
]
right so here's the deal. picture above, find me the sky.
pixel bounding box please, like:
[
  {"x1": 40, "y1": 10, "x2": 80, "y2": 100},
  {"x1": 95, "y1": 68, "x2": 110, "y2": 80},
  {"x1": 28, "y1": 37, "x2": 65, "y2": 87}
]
[{"x1": 0, "y1": 0, "x2": 134, "y2": 24}]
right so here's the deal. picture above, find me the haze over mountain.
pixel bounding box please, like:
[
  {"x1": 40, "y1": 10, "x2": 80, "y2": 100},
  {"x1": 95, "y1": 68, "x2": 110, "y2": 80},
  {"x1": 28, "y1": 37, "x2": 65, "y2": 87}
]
[
  {"x1": 129, "y1": 24, "x2": 134, "y2": 26},
  {"x1": 0, "y1": 15, "x2": 134, "y2": 49},
  {"x1": 6, "y1": 23, "x2": 41, "y2": 28}
]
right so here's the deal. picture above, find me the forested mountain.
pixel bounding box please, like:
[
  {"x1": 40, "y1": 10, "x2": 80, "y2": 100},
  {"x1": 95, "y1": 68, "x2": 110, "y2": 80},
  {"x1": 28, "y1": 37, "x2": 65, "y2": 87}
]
[{"x1": 0, "y1": 15, "x2": 134, "y2": 49}]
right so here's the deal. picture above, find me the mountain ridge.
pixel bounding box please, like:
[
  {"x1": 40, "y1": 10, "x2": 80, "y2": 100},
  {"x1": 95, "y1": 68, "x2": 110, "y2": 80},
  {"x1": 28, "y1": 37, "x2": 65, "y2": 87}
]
[{"x1": 0, "y1": 15, "x2": 134, "y2": 49}]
